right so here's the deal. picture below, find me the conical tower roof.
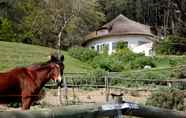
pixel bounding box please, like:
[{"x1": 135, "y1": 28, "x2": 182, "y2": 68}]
[{"x1": 102, "y1": 14, "x2": 152, "y2": 35}]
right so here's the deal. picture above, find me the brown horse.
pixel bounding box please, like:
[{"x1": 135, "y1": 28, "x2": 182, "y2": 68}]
[
  {"x1": 28, "y1": 54, "x2": 64, "y2": 87},
  {"x1": 0, "y1": 63, "x2": 61, "y2": 110},
  {"x1": 28, "y1": 54, "x2": 64, "y2": 76}
]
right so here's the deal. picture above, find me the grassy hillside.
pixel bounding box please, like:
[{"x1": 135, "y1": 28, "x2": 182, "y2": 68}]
[{"x1": 0, "y1": 41, "x2": 93, "y2": 73}]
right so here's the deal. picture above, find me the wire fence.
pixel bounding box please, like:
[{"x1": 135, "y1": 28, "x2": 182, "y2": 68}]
[{"x1": 45, "y1": 68, "x2": 186, "y2": 106}]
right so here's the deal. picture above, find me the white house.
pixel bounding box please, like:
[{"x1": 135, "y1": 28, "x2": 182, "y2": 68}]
[{"x1": 82, "y1": 14, "x2": 158, "y2": 56}]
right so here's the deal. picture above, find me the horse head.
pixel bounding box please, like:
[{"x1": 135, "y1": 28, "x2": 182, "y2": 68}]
[
  {"x1": 49, "y1": 53, "x2": 64, "y2": 75},
  {"x1": 48, "y1": 63, "x2": 62, "y2": 83}
]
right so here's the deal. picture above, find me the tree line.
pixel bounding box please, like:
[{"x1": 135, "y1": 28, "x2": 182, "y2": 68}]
[{"x1": 0, "y1": 0, "x2": 186, "y2": 49}]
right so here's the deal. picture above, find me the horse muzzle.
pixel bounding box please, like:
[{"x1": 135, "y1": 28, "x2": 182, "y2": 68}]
[{"x1": 55, "y1": 75, "x2": 62, "y2": 87}]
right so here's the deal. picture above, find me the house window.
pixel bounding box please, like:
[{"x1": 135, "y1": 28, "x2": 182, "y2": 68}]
[
  {"x1": 91, "y1": 46, "x2": 95, "y2": 50},
  {"x1": 102, "y1": 44, "x2": 109, "y2": 53},
  {"x1": 97, "y1": 45, "x2": 100, "y2": 52},
  {"x1": 97, "y1": 29, "x2": 109, "y2": 36},
  {"x1": 96, "y1": 44, "x2": 109, "y2": 53},
  {"x1": 138, "y1": 41, "x2": 147, "y2": 45},
  {"x1": 116, "y1": 42, "x2": 128, "y2": 49},
  {"x1": 112, "y1": 42, "x2": 117, "y2": 50}
]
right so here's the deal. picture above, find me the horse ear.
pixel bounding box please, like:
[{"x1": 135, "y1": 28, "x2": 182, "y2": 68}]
[
  {"x1": 50, "y1": 53, "x2": 59, "y2": 62},
  {"x1": 60, "y1": 55, "x2": 64, "y2": 62}
]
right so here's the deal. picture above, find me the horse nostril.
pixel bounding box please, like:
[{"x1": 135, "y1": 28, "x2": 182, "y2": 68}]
[{"x1": 56, "y1": 80, "x2": 62, "y2": 87}]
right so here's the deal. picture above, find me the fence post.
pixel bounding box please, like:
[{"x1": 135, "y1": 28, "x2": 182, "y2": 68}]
[
  {"x1": 58, "y1": 74, "x2": 64, "y2": 105},
  {"x1": 63, "y1": 76, "x2": 68, "y2": 105},
  {"x1": 105, "y1": 72, "x2": 110, "y2": 102},
  {"x1": 58, "y1": 86, "x2": 62, "y2": 105},
  {"x1": 72, "y1": 78, "x2": 76, "y2": 103}
]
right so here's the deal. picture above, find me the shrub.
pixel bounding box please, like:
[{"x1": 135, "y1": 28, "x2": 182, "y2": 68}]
[
  {"x1": 146, "y1": 88, "x2": 185, "y2": 111},
  {"x1": 142, "y1": 71, "x2": 167, "y2": 80},
  {"x1": 116, "y1": 42, "x2": 128, "y2": 50},
  {"x1": 156, "y1": 35, "x2": 186, "y2": 55},
  {"x1": 68, "y1": 47, "x2": 97, "y2": 62},
  {"x1": 0, "y1": 18, "x2": 17, "y2": 42},
  {"x1": 90, "y1": 68, "x2": 107, "y2": 85},
  {"x1": 113, "y1": 48, "x2": 141, "y2": 62},
  {"x1": 110, "y1": 60, "x2": 125, "y2": 72},
  {"x1": 169, "y1": 59, "x2": 177, "y2": 66},
  {"x1": 123, "y1": 69, "x2": 170, "y2": 80},
  {"x1": 91, "y1": 48, "x2": 156, "y2": 72},
  {"x1": 172, "y1": 65, "x2": 186, "y2": 79},
  {"x1": 130, "y1": 57, "x2": 156, "y2": 69},
  {"x1": 91, "y1": 54, "x2": 113, "y2": 71}
]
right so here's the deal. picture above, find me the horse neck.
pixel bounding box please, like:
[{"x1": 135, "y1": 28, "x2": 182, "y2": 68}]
[{"x1": 34, "y1": 66, "x2": 51, "y2": 88}]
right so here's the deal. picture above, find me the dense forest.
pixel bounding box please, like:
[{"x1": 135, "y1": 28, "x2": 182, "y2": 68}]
[{"x1": 0, "y1": 0, "x2": 186, "y2": 50}]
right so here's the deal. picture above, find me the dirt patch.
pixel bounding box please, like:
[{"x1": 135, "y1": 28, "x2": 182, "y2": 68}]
[
  {"x1": 0, "y1": 88, "x2": 151, "y2": 111},
  {"x1": 41, "y1": 88, "x2": 151, "y2": 106}
]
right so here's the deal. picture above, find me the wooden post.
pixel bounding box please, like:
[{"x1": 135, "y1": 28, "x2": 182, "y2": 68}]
[
  {"x1": 58, "y1": 86, "x2": 62, "y2": 105},
  {"x1": 72, "y1": 78, "x2": 76, "y2": 103},
  {"x1": 110, "y1": 93, "x2": 124, "y2": 118},
  {"x1": 63, "y1": 76, "x2": 68, "y2": 105},
  {"x1": 105, "y1": 72, "x2": 110, "y2": 102}
]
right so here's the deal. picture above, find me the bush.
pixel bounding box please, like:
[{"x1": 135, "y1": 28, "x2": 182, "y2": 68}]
[
  {"x1": 156, "y1": 35, "x2": 186, "y2": 55},
  {"x1": 68, "y1": 47, "x2": 97, "y2": 62},
  {"x1": 113, "y1": 48, "x2": 142, "y2": 62},
  {"x1": 110, "y1": 59, "x2": 125, "y2": 72},
  {"x1": 142, "y1": 71, "x2": 167, "y2": 80},
  {"x1": 91, "y1": 48, "x2": 156, "y2": 72},
  {"x1": 146, "y1": 88, "x2": 185, "y2": 111},
  {"x1": 91, "y1": 54, "x2": 113, "y2": 71},
  {"x1": 172, "y1": 65, "x2": 186, "y2": 79},
  {"x1": 122, "y1": 69, "x2": 171, "y2": 80},
  {"x1": 130, "y1": 57, "x2": 156, "y2": 69},
  {"x1": 0, "y1": 18, "x2": 17, "y2": 42},
  {"x1": 116, "y1": 42, "x2": 128, "y2": 50}
]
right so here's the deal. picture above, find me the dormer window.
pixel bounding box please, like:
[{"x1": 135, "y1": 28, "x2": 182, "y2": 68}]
[
  {"x1": 96, "y1": 27, "x2": 109, "y2": 36},
  {"x1": 138, "y1": 41, "x2": 148, "y2": 46}
]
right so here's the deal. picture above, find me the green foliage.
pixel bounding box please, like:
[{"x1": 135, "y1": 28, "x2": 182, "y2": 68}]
[
  {"x1": 146, "y1": 88, "x2": 185, "y2": 111},
  {"x1": 99, "y1": 0, "x2": 186, "y2": 36},
  {"x1": 156, "y1": 35, "x2": 186, "y2": 55},
  {"x1": 130, "y1": 57, "x2": 156, "y2": 69},
  {"x1": 122, "y1": 69, "x2": 169, "y2": 80},
  {"x1": 113, "y1": 48, "x2": 144, "y2": 62},
  {"x1": 172, "y1": 65, "x2": 186, "y2": 79},
  {"x1": 68, "y1": 47, "x2": 98, "y2": 62},
  {"x1": 91, "y1": 48, "x2": 156, "y2": 72},
  {"x1": 98, "y1": 0, "x2": 128, "y2": 21},
  {"x1": 91, "y1": 54, "x2": 114, "y2": 72},
  {"x1": 47, "y1": 0, "x2": 105, "y2": 48},
  {"x1": 116, "y1": 42, "x2": 128, "y2": 50},
  {"x1": 0, "y1": 18, "x2": 16, "y2": 42},
  {"x1": 0, "y1": 0, "x2": 105, "y2": 48}
]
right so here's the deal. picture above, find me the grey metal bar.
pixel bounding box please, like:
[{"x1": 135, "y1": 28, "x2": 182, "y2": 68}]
[{"x1": 0, "y1": 102, "x2": 186, "y2": 118}]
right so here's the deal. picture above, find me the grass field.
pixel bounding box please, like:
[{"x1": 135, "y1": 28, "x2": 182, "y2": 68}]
[{"x1": 0, "y1": 41, "x2": 93, "y2": 73}]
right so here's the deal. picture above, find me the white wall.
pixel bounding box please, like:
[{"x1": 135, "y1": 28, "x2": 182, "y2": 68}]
[{"x1": 86, "y1": 35, "x2": 154, "y2": 56}]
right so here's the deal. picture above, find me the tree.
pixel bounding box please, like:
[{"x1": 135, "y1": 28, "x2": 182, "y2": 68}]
[
  {"x1": 0, "y1": 0, "x2": 17, "y2": 18},
  {"x1": 98, "y1": 0, "x2": 186, "y2": 37},
  {"x1": 0, "y1": 18, "x2": 16, "y2": 41},
  {"x1": 47, "y1": 0, "x2": 105, "y2": 49},
  {"x1": 17, "y1": 0, "x2": 52, "y2": 45}
]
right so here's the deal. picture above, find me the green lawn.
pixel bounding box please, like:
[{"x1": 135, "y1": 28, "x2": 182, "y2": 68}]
[{"x1": 0, "y1": 41, "x2": 93, "y2": 73}]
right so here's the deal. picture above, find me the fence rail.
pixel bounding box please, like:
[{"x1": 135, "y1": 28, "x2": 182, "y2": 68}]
[
  {"x1": 0, "y1": 102, "x2": 186, "y2": 118},
  {"x1": 46, "y1": 72, "x2": 186, "y2": 90}
]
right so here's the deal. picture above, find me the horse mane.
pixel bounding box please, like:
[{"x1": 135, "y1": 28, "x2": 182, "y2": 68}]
[
  {"x1": 34, "y1": 63, "x2": 53, "y2": 71},
  {"x1": 30, "y1": 54, "x2": 64, "y2": 67}
]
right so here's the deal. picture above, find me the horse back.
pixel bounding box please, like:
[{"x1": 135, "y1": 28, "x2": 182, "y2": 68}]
[{"x1": 0, "y1": 67, "x2": 32, "y2": 93}]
